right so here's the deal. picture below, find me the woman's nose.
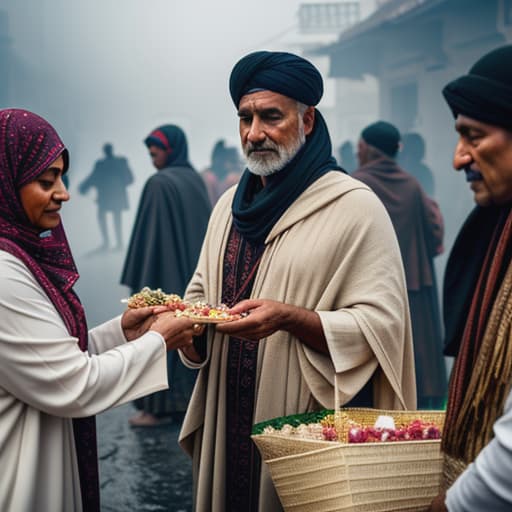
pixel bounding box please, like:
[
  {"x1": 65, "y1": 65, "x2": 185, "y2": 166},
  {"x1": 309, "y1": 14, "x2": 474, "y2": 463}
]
[{"x1": 55, "y1": 177, "x2": 70, "y2": 201}]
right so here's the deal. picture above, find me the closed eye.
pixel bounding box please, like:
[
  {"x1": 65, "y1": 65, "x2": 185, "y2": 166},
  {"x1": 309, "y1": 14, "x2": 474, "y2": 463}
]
[{"x1": 38, "y1": 180, "x2": 54, "y2": 190}]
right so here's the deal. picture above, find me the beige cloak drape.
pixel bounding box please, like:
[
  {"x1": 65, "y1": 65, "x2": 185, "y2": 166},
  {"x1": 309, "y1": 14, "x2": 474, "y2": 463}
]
[{"x1": 179, "y1": 171, "x2": 416, "y2": 511}]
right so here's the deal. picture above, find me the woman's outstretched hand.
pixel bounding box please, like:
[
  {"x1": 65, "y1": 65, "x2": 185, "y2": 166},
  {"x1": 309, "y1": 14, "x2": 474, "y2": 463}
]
[
  {"x1": 121, "y1": 306, "x2": 157, "y2": 341},
  {"x1": 122, "y1": 307, "x2": 199, "y2": 349},
  {"x1": 150, "y1": 311, "x2": 200, "y2": 351}
]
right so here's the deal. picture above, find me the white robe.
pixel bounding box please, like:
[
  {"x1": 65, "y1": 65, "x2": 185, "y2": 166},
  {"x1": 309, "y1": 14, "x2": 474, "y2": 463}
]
[{"x1": 0, "y1": 250, "x2": 169, "y2": 512}]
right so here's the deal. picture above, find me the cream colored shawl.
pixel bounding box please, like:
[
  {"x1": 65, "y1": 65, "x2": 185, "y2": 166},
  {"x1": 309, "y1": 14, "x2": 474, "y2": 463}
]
[{"x1": 180, "y1": 171, "x2": 416, "y2": 511}]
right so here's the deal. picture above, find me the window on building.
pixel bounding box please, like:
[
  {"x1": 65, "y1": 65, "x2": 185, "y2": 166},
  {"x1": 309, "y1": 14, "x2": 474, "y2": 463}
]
[{"x1": 298, "y1": 2, "x2": 360, "y2": 33}]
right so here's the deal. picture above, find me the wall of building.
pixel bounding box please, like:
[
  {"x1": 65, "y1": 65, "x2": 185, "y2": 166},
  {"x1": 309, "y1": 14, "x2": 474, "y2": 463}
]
[{"x1": 328, "y1": 0, "x2": 512, "y2": 285}]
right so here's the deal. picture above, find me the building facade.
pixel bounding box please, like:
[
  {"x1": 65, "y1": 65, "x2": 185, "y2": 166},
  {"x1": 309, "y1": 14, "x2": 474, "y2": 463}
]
[{"x1": 316, "y1": 0, "x2": 512, "y2": 284}]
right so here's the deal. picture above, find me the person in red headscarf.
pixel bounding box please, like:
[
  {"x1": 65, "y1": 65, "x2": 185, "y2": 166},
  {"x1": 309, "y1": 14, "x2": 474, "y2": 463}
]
[
  {"x1": 0, "y1": 108, "x2": 200, "y2": 512},
  {"x1": 121, "y1": 124, "x2": 211, "y2": 427}
]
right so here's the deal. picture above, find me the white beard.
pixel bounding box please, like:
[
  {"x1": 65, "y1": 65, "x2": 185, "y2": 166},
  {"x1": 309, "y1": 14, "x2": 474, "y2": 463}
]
[{"x1": 243, "y1": 125, "x2": 306, "y2": 177}]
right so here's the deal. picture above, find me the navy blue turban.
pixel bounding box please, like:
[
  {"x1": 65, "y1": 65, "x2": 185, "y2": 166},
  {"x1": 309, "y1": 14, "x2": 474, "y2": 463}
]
[
  {"x1": 443, "y1": 44, "x2": 512, "y2": 131},
  {"x1": 229, "y1": 50, "x2": 323, "y2": 107}
]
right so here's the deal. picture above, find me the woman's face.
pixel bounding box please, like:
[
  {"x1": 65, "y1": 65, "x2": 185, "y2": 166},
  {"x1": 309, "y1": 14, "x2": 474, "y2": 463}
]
[{"x1": 19, "y1": 154, "x2": 70, "y2": 230}]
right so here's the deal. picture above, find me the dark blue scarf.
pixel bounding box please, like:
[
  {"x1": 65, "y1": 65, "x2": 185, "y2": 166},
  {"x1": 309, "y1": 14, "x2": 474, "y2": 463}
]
[{"x1": 231, "y1": 110, "x2": 344, "y2": 243}]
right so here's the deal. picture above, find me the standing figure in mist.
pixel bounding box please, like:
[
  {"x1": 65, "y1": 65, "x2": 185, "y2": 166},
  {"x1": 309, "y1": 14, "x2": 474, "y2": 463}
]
[
  {"x1": 353, "y1": 121, "x2": 447, "y2": 410},
  {"x1": 78, "y1": 143, "x2": 134, "y2": 251},
  {"x1": 398, "y1": 132, "x2": 436, "y2": 197},
  {"x1": 337, "y1": 140, "x2": 357, "y2": 174},
  {"x1": 121, "y1": 124, "x2": 211, "y2": 427},
  {"x1": 201, "y1": 139, "x2": 243, "y2": 206}
]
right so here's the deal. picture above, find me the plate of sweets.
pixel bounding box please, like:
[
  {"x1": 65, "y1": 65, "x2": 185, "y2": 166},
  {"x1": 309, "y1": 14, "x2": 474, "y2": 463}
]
[{"x1": 123, "y1": 287, "x2": 244, "y2": 324}]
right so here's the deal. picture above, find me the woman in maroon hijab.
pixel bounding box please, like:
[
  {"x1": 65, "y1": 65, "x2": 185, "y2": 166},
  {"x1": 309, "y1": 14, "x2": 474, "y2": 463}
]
[{"x1": 0, "y1": 109, "x2": 199, "y2": 512}]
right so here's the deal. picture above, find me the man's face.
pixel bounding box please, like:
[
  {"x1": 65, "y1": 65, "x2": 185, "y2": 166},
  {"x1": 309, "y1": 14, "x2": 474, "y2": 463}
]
[
  {"x1": 148, "y1": 145, "x2": 169, "y2": 170},
  {"x1": 237, "y1": 90, "x2": 314, "y2": 176},
  {"x1": 453, "y1": 115, "x2": 512, "y2": 207}
]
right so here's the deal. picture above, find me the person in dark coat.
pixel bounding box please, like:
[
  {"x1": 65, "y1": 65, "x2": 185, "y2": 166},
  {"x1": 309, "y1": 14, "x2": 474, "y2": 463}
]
[
  {"x1": 353, "y1": 121, "x2": 447, "y2": 409},
  {"x1": 398, "y1": 132, "x2": 436, "y2": 198},
  {"x1": 79, "y1": 143, "x2": 134, "y2": 251},
  {"x1": 121, "y1": 124, "x2": 211, "y2": 426},
  {"x1": 337, "y1": 140, "x2": 357, "y2": 174},
  {"x1": 201, "y1": 139, "x2": 243, "y2": 206}
]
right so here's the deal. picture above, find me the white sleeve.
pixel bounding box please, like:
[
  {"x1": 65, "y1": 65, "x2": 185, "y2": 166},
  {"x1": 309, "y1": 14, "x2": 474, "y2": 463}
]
[
  {"x1": 0, "y1": 251, "x2": 168, "y2": 417},
  {"x1": 88, "y1": 315, "x2": 127, "y2": 354},
  {"x1": 446, "y1": 391, "x2": 512, "y2": 511}
]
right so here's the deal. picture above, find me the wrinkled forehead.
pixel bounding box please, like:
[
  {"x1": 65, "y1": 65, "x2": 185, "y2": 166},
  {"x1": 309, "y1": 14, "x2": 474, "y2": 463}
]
[{"x1": 238, "y1": 90, "x2": 298, "y2": 112}]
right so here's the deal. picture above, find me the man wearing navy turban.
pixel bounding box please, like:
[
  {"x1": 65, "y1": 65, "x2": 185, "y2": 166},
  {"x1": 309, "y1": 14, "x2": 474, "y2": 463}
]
[{"x1": 178, "y1": 51, "x2": 415, "y2": 512}]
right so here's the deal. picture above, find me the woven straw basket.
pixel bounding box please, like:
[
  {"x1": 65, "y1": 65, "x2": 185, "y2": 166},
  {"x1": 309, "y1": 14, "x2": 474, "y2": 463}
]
[{"x1": 252, "y1": 408, "x2": 445, "y2": 512}]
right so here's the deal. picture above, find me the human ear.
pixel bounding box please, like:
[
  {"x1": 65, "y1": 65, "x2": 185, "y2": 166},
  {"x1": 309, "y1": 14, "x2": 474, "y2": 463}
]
[{"x1": 303, "y1": 107, "x2": 315, "y2": 136}]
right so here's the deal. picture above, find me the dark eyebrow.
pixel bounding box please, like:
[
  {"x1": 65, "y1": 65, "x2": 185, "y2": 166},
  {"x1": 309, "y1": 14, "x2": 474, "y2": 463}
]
[
  {"x1": 455, "y1": 119, "x2": 484, "y2": 136},
  {"x1": 41, "y1": 167, "x2": 62, "y2": 177},
  {"x1": 259, "y1": 107, "x2": 283, "y2": 117},
  {"x1": 238, "y1": 107, "x2": 284, "y2": 117}
]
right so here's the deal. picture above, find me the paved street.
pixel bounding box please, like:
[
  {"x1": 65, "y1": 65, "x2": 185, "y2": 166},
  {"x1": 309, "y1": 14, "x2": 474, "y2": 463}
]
[{"x1": 97, "y1": 404, "x2": 193, "y2": 512}]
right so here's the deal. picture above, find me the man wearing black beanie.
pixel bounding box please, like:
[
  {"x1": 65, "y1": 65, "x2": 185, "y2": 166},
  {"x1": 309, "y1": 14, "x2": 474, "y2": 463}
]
[
  {"x1": 429, "y1": 44, "x2": 512, "y2": 512},
  {"x1": 353, "y1": 121, "x2": 447, "y2": 412}
]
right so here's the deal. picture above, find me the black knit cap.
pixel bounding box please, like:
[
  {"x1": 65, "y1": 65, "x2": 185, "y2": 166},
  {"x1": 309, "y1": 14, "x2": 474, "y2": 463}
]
[
  {"x1": 442, "y1": 44, "x2": 512, "y2": 130},
  {"x1": 361, "y1": 121, "x2": 401, "y2": 157}
]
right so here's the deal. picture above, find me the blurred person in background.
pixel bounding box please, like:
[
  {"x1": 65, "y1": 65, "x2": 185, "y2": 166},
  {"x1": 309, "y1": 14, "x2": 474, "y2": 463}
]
[
  {"x1": 353, "y1": 121, "x2": 447, "y2": 410},
  {"x1": 398, "y1": 132, "x2": 436, "y2": 198},
  {"x1": 121, "y1": 124, "x2": 211, "y2": 427},
  {"x1": 79, "y1": 142, "x2": 134, "y2": 252},
  {"x1": 337, "y1": 139, "x2": 357, "y2": 174},
  {"x1": 202, "y1": 138, "x2": 243, "y2": 206}
]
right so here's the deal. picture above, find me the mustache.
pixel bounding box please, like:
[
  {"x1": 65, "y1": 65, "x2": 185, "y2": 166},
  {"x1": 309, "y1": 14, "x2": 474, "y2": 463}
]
[
  {"x1": 465, "y1": 167, "x2": 483, "y2": 182},
  {"x1": 245, "y1": 140, "x2": 279, "y2": 155}
]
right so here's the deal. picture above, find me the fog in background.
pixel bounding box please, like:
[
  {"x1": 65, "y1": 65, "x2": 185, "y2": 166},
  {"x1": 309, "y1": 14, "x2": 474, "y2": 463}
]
[
  {"x1": 1, "y1": 0, "x2": 508, "y2": 329},
  {"x1": 2, "y1": 0, "x2": 311, "y2": 324}
]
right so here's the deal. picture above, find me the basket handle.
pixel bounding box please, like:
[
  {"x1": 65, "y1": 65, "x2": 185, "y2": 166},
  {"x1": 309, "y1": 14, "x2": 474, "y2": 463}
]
[{"x1": 334, "y1": 372, "x2": 340, "y2": 413}]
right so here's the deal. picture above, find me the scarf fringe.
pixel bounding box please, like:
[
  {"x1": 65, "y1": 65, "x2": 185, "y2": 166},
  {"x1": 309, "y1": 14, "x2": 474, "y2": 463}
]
[{"x1": 443, "y1": 261, "x2": 512, "y2": 462}]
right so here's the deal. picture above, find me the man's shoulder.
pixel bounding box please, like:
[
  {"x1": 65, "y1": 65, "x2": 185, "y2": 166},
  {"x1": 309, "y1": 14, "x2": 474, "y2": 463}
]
[
  {"x1": 291, "y1": 171, "x2": 376, "y2": 217},
  {"x1": 311, "y1": 170, "x2": 372, "y2": 196}
]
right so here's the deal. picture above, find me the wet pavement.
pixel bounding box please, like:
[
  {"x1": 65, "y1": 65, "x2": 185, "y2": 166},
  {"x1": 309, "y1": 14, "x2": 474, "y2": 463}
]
[{"x1": 97, "y1": 404, "x2": 193, "y2": 512}]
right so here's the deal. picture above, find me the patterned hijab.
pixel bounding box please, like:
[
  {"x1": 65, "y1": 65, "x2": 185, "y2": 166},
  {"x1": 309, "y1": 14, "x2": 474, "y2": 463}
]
[{"x1": 0, "y1": 108, "x2": 99, "y2": 511}]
